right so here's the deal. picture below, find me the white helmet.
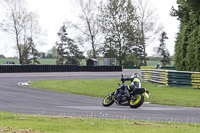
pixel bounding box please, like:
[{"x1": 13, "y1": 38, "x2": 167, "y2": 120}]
[{"x1": 131, "y1": 73, "x2": 139, "y2": 78}]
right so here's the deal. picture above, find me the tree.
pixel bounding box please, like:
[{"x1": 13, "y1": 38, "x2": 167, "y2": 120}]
[
  {"x1": 131, "y1": 42, "x2": 144, "y2": 66},
  {"x1": 56, "y1": 25, "x2": 68, "y2": 65},
  {"x1": 39, "y1": 52, "x2": 46, "y2": 59},
  {"x1": 99, "y1": 0, "x2": 138, "y2": 65},
  {"x1": 46, "y1": 46, "x2": 57, "y2": 59},
  {"x1": 56, "y1": 24, "x2": 84, "y2": 65},
  {"x1": 123, "y1": 53, "x2": 141, "y2": 66},
  {"x1": 101, "y1": 38, "x2": 118, "y2": 58},
  {"x1": 135, "y1": 0, "x2": 162, "y2": 66},
  {"x1": 65, "y1": 40, "x2": 84, "y2": 65},
  {"x1": 0, "y1": 55, "x2": 6, "y2": 58},
  {"x1": 171, "y1": 0, "x2": 200, "y2": 71},
  {"x1": 0, "y1": 0, "x2": 42, "y2": 64},
  {"x1": 185, "y1": 0, "x2": 200, "y2": 10},
  {"x1": 28, "y1": 38, "x2": 40, "y2": 64},
  {"x1": 67, "y1": 0, "x2": 101, "y2": 59},
  {"x1": 19, "y1": 38, "x2": 40, "y2": 64},
  {"x1": 157, "y1": 31, "x2": 170, "y2": 66}
]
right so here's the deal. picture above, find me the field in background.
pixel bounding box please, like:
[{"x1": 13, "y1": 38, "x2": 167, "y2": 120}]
[
  {"x1": 147, "y1": 60, "x2": 174, "y2": 66},
  {"x1": 0, "y1": 58, "x2": 174, "y2": 66},
  {"x1": 0, "y1": 58, "x2": 56, "y2": 65},
  {"x1": 147, "y1": 56, "x2": 174, "y2": 66}
]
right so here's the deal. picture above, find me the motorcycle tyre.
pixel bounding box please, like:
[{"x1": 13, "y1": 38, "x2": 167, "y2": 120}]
[
  {"x1": 102, "y1": 95, "x2": 114, "y2": 107},
  {"x1": 129, "y1": 94, "x2": 144, "y2": 108}
]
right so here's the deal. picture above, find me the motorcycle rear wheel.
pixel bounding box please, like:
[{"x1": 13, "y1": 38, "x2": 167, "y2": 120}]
[
  {"x1": 102, "y1": 95, "x2": 114, "y2": 107},
  {"x1": 129, "y1": 94, "x2": 144, "y2": 108}
]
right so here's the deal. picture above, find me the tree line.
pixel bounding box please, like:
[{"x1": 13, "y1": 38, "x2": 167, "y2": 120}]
[
  {"x1": 0, "y1": 0, "x2": 167, "y2": 66},
  {"x1": 171, "y1": 0, "x2": 200, "y2": 71}
]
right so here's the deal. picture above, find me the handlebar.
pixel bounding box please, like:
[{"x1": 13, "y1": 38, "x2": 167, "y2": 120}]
[{"x1": 121, "y1": 74, "x2": 124, "y2": 84}]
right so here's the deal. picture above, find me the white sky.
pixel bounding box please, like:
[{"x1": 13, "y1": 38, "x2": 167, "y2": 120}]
[{"x1": 0, "y1": 0, "x2": 179, "y2": 57}]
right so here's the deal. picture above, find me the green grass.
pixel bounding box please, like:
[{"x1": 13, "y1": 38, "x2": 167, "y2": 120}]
[
  {"x1": 142, "y1": 82, "x2": 200, "y2": 107},
  {"x1": 0, "y1": 58, "x2": 20, "y2": 64},
  {"x1": 0, "y1": 58, "x2": 57, "y2": 65},
  {"x1": 37, "y1": 58, "x2": 56, "y2": 65},
  {"x1": 147, "y1": 60, "x2": 174, "y2": 66},
  {"x1": 0, "y1": 112, "x2": 200, "y2": 133},
  {"x1": 30, "y1": 78, "x2": 200, "y2": 107},
  {"x1": 30, "y1": 79, "x2": 118, "y2": 97}
]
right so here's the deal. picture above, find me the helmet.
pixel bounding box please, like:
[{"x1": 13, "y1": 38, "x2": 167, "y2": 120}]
[
  {"x1": 131, "y1": 73, "x2": 139, "y2": 78},
  {"x1": 134, "y1": 73, "x2": 139, "y2": 78}
]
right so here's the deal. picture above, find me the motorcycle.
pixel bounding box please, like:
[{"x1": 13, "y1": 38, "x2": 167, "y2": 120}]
[{"x1": 102, "y1": 74, "x2": 150, "y2": 108}]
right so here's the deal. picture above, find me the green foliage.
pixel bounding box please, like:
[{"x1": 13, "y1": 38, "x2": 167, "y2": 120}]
[
  {"x1": 101, "y1": 40, "x2": 118, "y2": 59},
  {"x1": 0, "y1": 55, "x2": 6, "y2": 58},
  {"x1": 123, "y1": 53, "x2": 141, "y2": 66},
  {"x1": 28, "y1": 38, "x2": 40, "y2": 64},
  {"x1": 186, "y1": 0, "x2": 200, "y2": 10},
  {"x1": 156, "y1": 31, "x2": 170, "y2": 67},
  {"x1": 65, "y1": 42, "x2": 84, "y2": 65},
  {"x1": 100, "y1": 0, "x2": 160, "y2": 66},
  {"x1": 172, "y1": 0, "x2": 200, "y2": 71},
  {"x1": 19, "y1": 38, "x2": 40, "y2": 64},
  {"x1": 56, "y1": 24, "x2": 69, "y2": 65},
  {"x1": 99, "y1": 0, "x2": 138, "y2": 65},
  {"x1": 56, "y1": 24, "x2": 84, "y2": 65}
]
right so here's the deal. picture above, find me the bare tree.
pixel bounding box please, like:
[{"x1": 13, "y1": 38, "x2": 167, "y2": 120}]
[
  {"x1": 135, "y1": 0, "x2": 162, "y2": 66},
  {"x1": 67, "y1": 0, "x2": 101, "y2": 59},
  {"x1": 0, "y1": 0, "x2": 42, "y2": 64}
]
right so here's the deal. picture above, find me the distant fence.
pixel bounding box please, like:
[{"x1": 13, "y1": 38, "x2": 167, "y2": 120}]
[
  {"x1": 124, "y1": 66, "x2": 176, "y2": 70},
  {"x1": 123, "y1": 66, "x2": 140, "y2": 69},
  {"x1": 0, "y1": 65, "x2": 122, "y2": 73},
  {"x1": 141, "y1": 69, "x2": 200, "y2": 88}
]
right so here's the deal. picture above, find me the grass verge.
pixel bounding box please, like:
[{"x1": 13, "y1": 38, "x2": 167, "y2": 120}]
[
  {"x1": 30, "y1": 78, "x2": 200, "y2": 107},
  {"x1": 0, "y1": 112, "x2": 200, "y2": 133}
]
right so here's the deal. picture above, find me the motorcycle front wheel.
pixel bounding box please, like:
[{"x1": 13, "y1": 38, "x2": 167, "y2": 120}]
[
  {"x1": 102, "y1": 94, "x2": 114, "y2": 107},
  {"x1": 129, "y1": 94, "x2": 144, "y2": 108}
]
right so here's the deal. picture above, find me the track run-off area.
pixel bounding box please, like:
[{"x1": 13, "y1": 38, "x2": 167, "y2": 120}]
[{"x1": 0, "y1": 70, "x2": 200, "y2": 123}]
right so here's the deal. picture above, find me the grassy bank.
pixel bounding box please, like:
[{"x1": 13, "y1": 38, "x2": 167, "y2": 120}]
[
  {"x1": 30, "y1": 78, "x2": 200, "y2": 107},
  {"x1": 0, "y1": 112, "x2": 200, "y2": 133}
]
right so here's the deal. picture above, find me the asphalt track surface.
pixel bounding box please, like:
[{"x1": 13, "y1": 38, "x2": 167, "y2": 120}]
[{"x1": 0, "y1": 70, "x2": 200, "y2": 123}]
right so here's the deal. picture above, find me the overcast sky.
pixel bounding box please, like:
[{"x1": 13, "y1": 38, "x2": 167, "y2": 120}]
[{"x1": 0, "y1": 0, "x2": 179, "y2": 57}]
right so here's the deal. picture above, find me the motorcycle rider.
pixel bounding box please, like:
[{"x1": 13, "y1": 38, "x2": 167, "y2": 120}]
[
  {"x1": 121, "y1": 73, "x2": 141, "y2": 93},
  {"x1": 102, "y1": 72, "x2": 149, "y2": 108},
  {"x1": 115, "y1": 73, "x2": 141, "y2": 104}
]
